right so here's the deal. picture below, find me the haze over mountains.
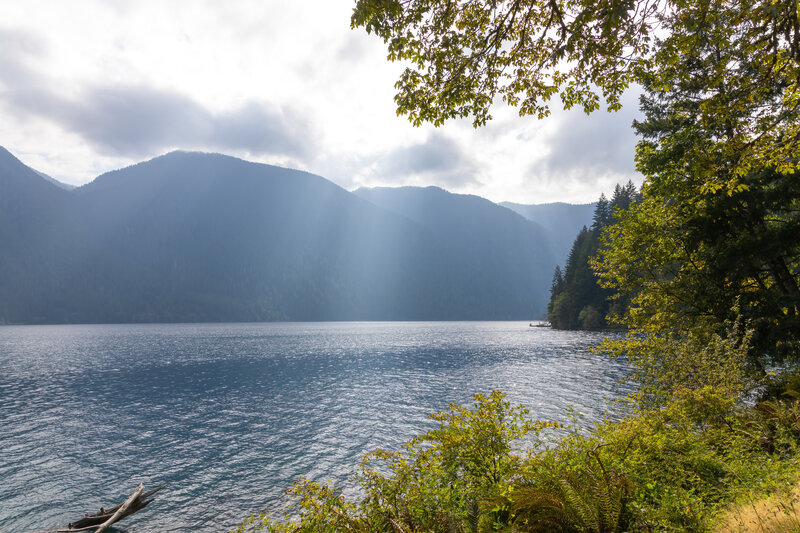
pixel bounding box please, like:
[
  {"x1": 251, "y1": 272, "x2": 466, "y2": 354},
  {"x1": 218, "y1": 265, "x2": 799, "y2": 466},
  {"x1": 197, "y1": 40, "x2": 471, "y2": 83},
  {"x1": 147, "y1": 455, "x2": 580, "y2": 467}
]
[
  {"x1": 0, "y1": 146, "x2": 590, "y2": 324},
  {"x1": 501, "y1": 201, "x2": 595, "y2": 262}
]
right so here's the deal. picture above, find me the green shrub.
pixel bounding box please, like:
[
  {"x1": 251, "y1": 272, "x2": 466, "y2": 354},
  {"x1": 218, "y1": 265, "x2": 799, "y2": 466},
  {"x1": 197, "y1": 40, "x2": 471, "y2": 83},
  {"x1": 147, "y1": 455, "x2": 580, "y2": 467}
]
[
  {"x1": 510, "y1": 445, "x2": 634, "y2": 532},
  {"x1": 234, "y1": 391, "x2": 558, "y2": 533},
  {"x1": 232, "y1": 362, "x2": 800, "y2": 533}
]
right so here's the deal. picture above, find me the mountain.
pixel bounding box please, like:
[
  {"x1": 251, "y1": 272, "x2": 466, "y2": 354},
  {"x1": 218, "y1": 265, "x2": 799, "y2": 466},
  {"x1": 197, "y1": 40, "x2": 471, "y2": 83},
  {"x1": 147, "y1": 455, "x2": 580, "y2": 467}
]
[
  {"x1": 354, "y1": 186, "x2": 558, "y2": 318},
  {"x1": 0, "y1": 147, "x2": 78, "y2": 323},
  {"x1": 33, "y1": 169, "x2": 75, "y2": 190},
  {"x1": 0, "y1": 149, "x2": 557, "y2": 323},
  {"x1": 0, "y1": 146, "x2": 71, "y2": 221},
  {"x1": 500, "y1": 201, "x2": 595, "y2": 264}
]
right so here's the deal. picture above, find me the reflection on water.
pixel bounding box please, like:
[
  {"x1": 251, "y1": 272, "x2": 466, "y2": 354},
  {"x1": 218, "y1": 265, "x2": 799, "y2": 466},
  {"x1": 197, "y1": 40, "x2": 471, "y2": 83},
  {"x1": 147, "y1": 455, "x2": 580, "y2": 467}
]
[{"x1": 0, "y1": 322, "x2": 630, "y2": 532}]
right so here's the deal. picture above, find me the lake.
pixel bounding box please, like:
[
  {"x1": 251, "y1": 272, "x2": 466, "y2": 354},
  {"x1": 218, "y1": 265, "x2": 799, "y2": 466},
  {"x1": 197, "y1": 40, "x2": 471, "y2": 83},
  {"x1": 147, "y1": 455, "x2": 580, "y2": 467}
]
[{"x1": 0, "y1": 322, "x2": 630, "y2": 532}]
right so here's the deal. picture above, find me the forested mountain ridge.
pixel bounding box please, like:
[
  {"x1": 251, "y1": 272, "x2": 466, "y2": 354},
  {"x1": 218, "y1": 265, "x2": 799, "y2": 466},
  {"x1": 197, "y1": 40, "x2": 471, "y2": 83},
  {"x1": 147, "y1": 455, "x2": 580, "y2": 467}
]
[
  {"x1": 354, "y1": 186, "x2": 558, "y2": 318},
  {"x1": 0, "y1": 147, "x2": 81, "y2": 323},
  {"x1": 0, "y1": 148, "x2": 562, "y2": 324}
]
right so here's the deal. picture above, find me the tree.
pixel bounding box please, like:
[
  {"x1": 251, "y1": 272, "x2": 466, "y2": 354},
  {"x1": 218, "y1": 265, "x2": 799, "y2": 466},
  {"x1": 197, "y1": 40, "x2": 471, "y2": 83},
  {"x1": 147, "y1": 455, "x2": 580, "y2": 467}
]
[
  {"x1": 548, "y1": 185, "x2": 640, "y2": 329},
  {"x1": 593, "y1": 1, "x2": 800, "y2": 364},
  {"x1": 351, "y1": 0, "x2": 800, "y2": 179},
  {"x1": 591, "y1": 194, "x2": 610, "y2": 231},
  {"x1": 609, "y1": 182, "x2": 640, "y2": 212},
  {"x1": 550, "y1": 265, "x2": 565, "y2": 296}
]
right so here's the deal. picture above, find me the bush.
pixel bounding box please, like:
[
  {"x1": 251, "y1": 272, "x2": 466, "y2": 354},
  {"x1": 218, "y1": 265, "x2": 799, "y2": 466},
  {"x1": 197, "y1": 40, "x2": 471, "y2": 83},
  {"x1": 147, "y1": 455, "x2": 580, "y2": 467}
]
[
  {"x1": 232, "y1": 347, "x2": 800, "y2": 532},
  {"x1": 234, "y1": 391, "x2": 558, "y2": 533}
]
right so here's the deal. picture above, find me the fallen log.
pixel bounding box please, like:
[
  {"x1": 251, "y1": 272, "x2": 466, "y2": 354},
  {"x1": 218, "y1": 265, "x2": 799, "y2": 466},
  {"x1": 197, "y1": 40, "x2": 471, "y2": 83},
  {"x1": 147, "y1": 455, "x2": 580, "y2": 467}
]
[
  {"x1": 54, "y1": 484, "x2": 165, "y2": 532},
  {"x1": 86, "y1": 484, "x2": 142, "y2": 533}
]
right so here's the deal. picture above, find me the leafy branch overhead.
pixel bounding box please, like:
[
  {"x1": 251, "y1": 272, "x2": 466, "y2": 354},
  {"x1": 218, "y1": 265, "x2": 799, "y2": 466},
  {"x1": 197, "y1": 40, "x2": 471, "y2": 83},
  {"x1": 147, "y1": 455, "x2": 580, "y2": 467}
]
[
  {"x1": 352, "y1": 0, "x2": 800, "y2": 176},
  {"x1": 352, "y1": 0, "x2": 656, "y2": 125}
]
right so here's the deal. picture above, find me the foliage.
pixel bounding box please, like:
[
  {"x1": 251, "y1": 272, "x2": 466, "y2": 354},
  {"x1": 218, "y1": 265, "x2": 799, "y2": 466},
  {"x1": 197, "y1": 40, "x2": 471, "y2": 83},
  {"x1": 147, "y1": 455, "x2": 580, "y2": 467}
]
[
  {"x1": 232, "y1": 480, "x2": 368, "y2": 533},
  {"x1": 512, "y1": 380, "x2": 799, "y2": 531},
  {"x1": 351, "y1": 0, "x2": 655, "y2": 126},
  {"x1": 351, "y1": 0, "x2": 800, "y2": 167},
  {"x1": 593, "y1": 0, "x2": 800, "y2": 363},
  {"x1": 511, "y1": 445, "x2": 634, "y2": 532},
  {"x1": 548, "y1": 182, "x2": 640, "y2": 330},
  {"x1": 359, "y1": 391, "x2": 557, "y2": 532},
  {"x1": 589, "y1": 388, "x2": 775, "y2": 531},
  {"x1": 596, "y1": 172, "x2": 800, "y2": 365},
  {"x1": 599, "y1": 310, "x2": 758, "y2": 410},
  {"x1": 233, "y1": 379, "x2": 800, "y2": 532},
  {"x1": 235, "y1": 391, "x2": 557, "y2": 533}
]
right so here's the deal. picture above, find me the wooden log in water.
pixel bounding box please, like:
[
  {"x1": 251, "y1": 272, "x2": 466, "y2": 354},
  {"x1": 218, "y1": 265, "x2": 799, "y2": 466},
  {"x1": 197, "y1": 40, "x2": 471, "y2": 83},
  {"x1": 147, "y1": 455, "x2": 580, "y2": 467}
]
[
  {"x1": 63, "y1": 485, "x2": 165, "y2": 530},
  {"x1": 92, "y1": 484, "x2": 142, "y2": 533},
  {"x1": 52, "y1": 483, "x2": 165, "y2": 533}
]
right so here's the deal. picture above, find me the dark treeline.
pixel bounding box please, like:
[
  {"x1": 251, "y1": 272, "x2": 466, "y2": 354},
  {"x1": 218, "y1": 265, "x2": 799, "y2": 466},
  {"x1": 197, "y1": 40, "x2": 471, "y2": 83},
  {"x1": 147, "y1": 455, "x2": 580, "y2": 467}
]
[{"x1": 547, "y1": 181, "x2": 641, "y2": 329}]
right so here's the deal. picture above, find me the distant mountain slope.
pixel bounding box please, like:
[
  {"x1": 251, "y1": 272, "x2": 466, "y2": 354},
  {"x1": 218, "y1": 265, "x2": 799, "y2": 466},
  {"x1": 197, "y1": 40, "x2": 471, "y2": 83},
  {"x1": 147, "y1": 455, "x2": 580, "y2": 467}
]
[
  {"x1": 33, "y1": 169, "x2": 75, "y2": 190},
  {"x1": 0, "y1": 149, "x2": 559, "y2": 323},
  {"x1": 355, "y1": 186, "x2": 558, "y2": 318},
  {"x1": 26, "y1": 152, "x2": 454, "y2": 322},
  {"x1": 0, "y1": 147, "x2": 77, "y2": 323},
  {"x1": 500, "y1": 201, "x2": 595, "y2": 264},
  {"x1": 0, "y1": 146, "x2": 71, "y2": 217}
]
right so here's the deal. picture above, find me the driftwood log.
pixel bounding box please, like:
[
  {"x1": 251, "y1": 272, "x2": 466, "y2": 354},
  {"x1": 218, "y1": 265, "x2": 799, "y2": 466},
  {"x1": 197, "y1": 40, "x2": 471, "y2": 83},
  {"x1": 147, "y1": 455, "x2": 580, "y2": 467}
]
[{"x1": 51, "y1": 484, "x2": 165, "y2": 533}]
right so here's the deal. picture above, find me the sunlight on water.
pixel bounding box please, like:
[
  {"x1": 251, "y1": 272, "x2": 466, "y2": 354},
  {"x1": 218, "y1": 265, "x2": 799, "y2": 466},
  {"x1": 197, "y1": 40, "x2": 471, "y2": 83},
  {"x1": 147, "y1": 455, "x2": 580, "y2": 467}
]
[{"x1": 0, "y1": 322, "x2": 630, "y2": 532}]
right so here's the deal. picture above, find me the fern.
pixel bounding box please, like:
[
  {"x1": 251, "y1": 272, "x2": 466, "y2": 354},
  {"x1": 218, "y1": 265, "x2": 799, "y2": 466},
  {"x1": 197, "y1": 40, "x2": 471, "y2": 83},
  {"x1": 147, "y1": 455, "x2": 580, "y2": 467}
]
[{"x1": 511, "y1": 445, "x2": 633, "y2": 533}]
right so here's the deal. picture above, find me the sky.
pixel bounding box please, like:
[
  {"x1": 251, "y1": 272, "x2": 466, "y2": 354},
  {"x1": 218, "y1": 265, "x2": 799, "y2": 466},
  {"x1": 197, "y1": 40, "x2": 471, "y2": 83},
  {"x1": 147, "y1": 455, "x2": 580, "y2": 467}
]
[{"x1": 0, "y1": 0, "x2": 643, "y2": 204}]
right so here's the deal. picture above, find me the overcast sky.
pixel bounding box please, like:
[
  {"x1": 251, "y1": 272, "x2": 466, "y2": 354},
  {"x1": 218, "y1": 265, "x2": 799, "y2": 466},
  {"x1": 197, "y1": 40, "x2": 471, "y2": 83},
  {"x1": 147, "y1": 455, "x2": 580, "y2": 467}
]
[{"x1": 0, "y1": 1, "x2": 642, "y2": 204}]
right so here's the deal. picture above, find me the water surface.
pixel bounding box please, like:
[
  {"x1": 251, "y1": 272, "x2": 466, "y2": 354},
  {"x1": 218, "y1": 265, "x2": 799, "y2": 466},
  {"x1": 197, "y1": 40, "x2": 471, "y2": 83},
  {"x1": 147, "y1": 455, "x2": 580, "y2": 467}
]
[{"x1": 0, "y1": 322, "x2": 629, "y2": 532}]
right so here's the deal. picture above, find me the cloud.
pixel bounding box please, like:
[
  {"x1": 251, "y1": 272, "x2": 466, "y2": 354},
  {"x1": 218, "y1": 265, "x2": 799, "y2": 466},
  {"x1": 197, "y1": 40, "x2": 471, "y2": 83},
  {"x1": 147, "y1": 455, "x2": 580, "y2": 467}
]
[
  {"x1": 535, "y1": 91, "x2": 641, "y2": 180},
  {"x1": 0, "y1": 38, "x2": 316, "y2": 160},
  {"x1": 376, "y1": 133, "x2": 481, "y2": 188},
  {"x1": 0, "y1": 28, "x2": 46, "y2": 58},
  {"x1": 336, "y1": 33, "x2": 370, "y2": 64},
  {"x1": 0, "y1": 28, "x2": 46, "y2": 88},
  {"x1": 63, "y1": 86, "x2": 314, "y2": 158}
]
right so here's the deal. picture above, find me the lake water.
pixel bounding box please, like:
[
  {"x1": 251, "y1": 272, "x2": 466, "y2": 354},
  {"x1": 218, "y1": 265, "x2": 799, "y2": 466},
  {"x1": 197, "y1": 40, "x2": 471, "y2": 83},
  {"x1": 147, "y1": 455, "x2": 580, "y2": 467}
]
[{"x1": 0, "y1": 322, "x2": 630, "y2": 532}]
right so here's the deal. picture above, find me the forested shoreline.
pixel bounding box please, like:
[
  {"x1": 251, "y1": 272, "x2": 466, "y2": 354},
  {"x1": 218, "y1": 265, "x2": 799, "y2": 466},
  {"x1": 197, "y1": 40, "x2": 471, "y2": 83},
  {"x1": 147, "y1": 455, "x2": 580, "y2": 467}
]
[{"x1": 547, "y1": 182, "x2": 640, "y2": 330}]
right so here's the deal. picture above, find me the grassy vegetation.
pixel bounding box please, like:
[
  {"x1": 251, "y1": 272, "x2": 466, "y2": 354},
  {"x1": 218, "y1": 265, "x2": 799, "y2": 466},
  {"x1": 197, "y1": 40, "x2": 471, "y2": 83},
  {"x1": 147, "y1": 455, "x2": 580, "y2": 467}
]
[{"x1": 712, "y1": 478, "x2": 800, "y2": 533}]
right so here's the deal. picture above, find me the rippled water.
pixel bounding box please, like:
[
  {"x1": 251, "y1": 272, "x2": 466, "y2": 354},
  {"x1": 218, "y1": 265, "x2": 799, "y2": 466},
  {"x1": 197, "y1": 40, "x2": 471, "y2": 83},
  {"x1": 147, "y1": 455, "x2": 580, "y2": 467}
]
[{"x1": 0, "y1": 322, "x2": 630, "y2": 532}]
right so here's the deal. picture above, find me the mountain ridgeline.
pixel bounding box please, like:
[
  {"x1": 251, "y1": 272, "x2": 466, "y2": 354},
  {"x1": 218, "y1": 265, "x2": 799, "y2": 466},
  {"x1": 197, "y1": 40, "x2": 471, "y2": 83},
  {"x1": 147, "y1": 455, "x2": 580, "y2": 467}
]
[
  {"x1": 0, "y1": 147, "x2": 576, "y2": 324},
  {"x1": 500, "y1": 201, "x2": 594, "y2": 264},
  {"x1": 353, "y1": 186, "x2": 557, "y2": 318}
]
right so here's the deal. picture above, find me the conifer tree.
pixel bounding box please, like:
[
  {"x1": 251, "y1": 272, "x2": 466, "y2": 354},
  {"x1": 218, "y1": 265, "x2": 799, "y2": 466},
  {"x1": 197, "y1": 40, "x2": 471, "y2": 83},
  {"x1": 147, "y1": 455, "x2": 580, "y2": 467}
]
[
  {"x1": 595, "y1": 5, "x2": 800, "y2": 361},
  {"x1": 548, "y1": 185, "x2": 640, "y2": 329},
  {"x1": 592, "y1": 194, "x2": 610, "y2": 231}
]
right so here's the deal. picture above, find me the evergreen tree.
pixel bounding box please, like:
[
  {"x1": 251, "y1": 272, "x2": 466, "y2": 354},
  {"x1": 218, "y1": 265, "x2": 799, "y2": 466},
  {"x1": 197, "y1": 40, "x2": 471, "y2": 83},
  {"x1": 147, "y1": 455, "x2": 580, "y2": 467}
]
[
  {"x1": 592, "y1": 194, "x2": 610, "y2": 231},
  {"x1": 550, "y1": 265, "x2": 564, "y2": 297},
  {"x1": 595, "y1": 4, "x2": 800, "y2": 363},
  {"x1": 548, "y1": 185, "x2": 640, "y2": 329}
]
